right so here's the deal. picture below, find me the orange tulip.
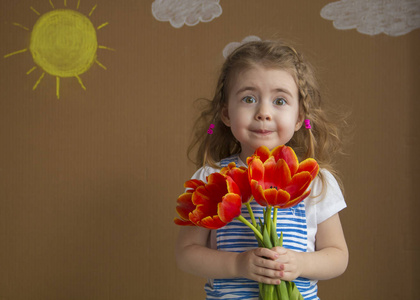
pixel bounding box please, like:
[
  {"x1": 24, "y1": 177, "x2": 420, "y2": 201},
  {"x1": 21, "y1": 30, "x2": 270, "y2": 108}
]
[
  {"x1": 247, "y1": 145, "x2": 319, "y2": 209},
  {"x1": 174, "y1": 173, "x2": 243, "y2": 229}
]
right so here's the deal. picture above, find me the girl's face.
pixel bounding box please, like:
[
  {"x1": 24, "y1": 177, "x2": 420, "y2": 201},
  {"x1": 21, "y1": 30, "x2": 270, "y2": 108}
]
[{"x1": 222, "y1": 65, "x2": 303, "y2": 162}]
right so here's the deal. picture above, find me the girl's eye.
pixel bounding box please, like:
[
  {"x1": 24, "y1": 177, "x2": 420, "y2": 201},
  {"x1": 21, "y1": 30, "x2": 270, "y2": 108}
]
[
  {"x1": 242, "y1": 96, "x2": 256, "y2": 104},
  {"x1": 273, "y1": 97, "x2": 286, "y2": 106}
]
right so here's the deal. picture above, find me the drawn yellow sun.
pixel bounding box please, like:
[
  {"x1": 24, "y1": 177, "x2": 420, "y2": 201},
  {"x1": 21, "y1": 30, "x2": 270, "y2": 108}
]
[{"x1": 4, "y1": 0, "x2": 114, "y2": 99}]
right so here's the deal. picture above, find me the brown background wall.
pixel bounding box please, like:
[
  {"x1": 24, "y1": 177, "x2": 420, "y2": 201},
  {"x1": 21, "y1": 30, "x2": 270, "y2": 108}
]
[{"x1": 0, "y1": 0, "x2": 418, "y2": 299}]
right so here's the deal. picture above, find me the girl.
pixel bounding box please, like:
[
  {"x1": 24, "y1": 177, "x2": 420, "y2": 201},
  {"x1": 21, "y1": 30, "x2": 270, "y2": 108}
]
[{"x1": 176, "y1": 40, "x2": 348, "y2": 300}]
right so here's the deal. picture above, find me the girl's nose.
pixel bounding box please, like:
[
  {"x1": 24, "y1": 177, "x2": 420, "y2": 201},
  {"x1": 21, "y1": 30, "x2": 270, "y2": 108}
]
[{"x1": 255, "y1": 103, "x2": 272, "y2": 121}]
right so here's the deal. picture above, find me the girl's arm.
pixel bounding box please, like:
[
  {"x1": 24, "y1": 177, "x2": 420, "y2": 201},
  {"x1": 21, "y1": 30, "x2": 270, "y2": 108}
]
[
  {"x1": 273, "y1": 213, "x2": 349, "y2": 281},
  {"x1": 175, "y1": 226, "x2": 284, "y2": 284}
]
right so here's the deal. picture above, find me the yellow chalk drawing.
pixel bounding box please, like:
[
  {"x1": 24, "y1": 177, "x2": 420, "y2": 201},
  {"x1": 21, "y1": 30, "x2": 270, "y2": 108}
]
[{"x1": 4, "y1": 0, "x2": 113, "y2": 99}]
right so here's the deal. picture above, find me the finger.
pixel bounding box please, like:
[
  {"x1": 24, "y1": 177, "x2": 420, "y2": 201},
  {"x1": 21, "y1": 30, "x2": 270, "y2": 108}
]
[
  {"x1": 253, "y1": 266, "x2": 283, "y2": 284},
  {"x1": 254, "y1": 256, "x2": 281, "y2": 271},
  {"x1": 255, "y1": 247, "x2": 279, "y2": 260}
]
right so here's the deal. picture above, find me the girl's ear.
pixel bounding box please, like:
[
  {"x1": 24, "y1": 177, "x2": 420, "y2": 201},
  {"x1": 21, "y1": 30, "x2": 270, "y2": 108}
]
[
  {"x1": 221, "y1": 106, "x2": 231, "y2": 127},
  {"x1": 295, "y1": 114, "x2": 304, "y2": 131}
]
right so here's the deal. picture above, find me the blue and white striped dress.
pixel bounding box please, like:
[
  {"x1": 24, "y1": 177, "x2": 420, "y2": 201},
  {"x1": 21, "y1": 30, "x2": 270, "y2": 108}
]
[{"x1": 191, "y1": 155, "x2": 346, "y2": 300}]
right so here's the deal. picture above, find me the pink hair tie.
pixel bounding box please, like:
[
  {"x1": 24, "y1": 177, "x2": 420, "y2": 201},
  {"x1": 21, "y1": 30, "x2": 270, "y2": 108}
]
[{"x1": 304, "y1": 119, "x2": 311, "y2": 129}]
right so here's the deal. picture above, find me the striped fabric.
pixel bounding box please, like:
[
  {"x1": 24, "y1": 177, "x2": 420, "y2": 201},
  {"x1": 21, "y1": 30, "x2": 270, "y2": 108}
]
[{"x1": 204, "y1": 156, "x2": 319, "y2": 300}]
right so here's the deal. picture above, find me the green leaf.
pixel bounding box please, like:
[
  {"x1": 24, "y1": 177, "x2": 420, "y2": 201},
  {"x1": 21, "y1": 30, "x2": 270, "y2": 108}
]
[
  {"x1": 270, "y1": 218, "x2": 281, "y2": 247},
  {"x1": 275, "y1": 284, "x2": 281, "y2": 299},
  {"x1": 262, "y1": 283, "x2": 275, "y2": 300},
  {"x1": 290, "y1": 282, "x2": 303, "y2": 300},
  {"x1": 286, "y1": 281, "x2": 292, "y2": 295},
  {"x1": 279, "y1": 281, "x2": 289, "y2": 300},
  {"x1": 263, "y1": 226, "x2": 273, "y2": 248}
]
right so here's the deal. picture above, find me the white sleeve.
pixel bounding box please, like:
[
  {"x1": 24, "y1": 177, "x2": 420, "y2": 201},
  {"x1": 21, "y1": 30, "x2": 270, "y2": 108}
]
[
  {"x1": 304, "y1": 169, "x2": 346, "y2": 253},
  {"x1": 190, "y1": 165, "x2": 221, "y2": 183},
  {"x1": 311, "y1": 169, "x2": 347, "y2": 224}
]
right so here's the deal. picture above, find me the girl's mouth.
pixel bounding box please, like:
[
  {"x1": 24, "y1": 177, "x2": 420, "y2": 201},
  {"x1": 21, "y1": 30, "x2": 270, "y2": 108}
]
[{"x1": 251, "y1": 129, "x2": 273, "y2": 135}]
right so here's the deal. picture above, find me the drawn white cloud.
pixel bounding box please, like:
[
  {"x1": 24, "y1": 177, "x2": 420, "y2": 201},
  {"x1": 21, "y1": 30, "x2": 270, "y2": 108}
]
[
  {"x1": 222, "y1": 36, "x2": 261, "y2": 58},
  {"x1": 151, "y1": 0, "x2": 222, "y2": 28},
  {"x1": 320, "y1": 0, "x2": 420, "y2": 36}
]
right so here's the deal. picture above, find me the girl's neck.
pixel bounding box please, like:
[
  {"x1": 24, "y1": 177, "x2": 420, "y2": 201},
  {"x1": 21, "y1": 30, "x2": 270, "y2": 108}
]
[{"x1": 239, "y1": 151, "x2": 253, "y2": 166}]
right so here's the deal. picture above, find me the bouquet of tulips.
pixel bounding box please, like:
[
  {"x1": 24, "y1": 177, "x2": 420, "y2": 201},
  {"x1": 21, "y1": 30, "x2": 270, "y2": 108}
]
[{"x1": 174, "y1": 145, "x2": 319, "y2": 300}]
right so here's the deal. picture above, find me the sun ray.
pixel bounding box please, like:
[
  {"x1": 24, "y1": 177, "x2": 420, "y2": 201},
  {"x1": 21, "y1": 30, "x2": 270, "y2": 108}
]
[
  {"x1": 77, "y1": 0, "x2": 81, "y2": 9},
  {"x1": 33, "y1": 72, "x2": 45, "y2": 90},
  {"x1": 95, "y1": 59, "x2": 107, "y2": 70},
  {"x1": 97, "y1": 22, "x2": 109, "y2": 30},
  {"x1": 4, "y1": 48, "x2": 28, "y2": 58},
  {"x1": 89, "y1": 4, "x2": 97, "y2": 17},
  {"x1": 49, "y1": 0, "x2": 54, "y2": 9},
  {"x1": 75, "y1": 75, "x2": 86, "y2": 90},
  {"x1": 30, "y1": 7, "x2": 40, "y2": 16},
  {"x1": 98, "y1": 45, "x2": 115, "y2": 51},
  {"x1": 13, "y1": 23, "x2": 29, "y2": 31},
  {"x1": 26, "y1": 66, "x2": 37, "y2": 75},
  {"x1": 56, "y1": 77, "x2": 60, "y2": 99}
]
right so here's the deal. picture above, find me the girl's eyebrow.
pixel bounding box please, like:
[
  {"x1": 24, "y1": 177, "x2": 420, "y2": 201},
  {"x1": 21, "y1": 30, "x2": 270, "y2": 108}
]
[
  {"x1": 236, "y1": 86, "x2": 294, "y2": 97},
  {"x1": 235, "y1": 86, "x2": 257, "y2": 95},
  {"x1": 272, "y1": 88, "x2": 293, "y2": 97}
]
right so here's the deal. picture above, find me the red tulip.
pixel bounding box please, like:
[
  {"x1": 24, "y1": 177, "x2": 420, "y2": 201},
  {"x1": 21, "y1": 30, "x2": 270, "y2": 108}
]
[
  {"x1": 247, "y1": 145, "x2": 319, "y2": 209},
  {"x1": 174, "y1": 173, "x2": 243, "y2": 229},
  {"x1": 220, "y1": 162, "x2": 252, "y2": 203}
]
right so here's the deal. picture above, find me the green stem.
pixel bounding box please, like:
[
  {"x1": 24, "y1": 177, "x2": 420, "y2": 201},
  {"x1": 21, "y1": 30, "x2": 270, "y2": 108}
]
[
  {"x1": 273, "y1": 207, "x2": 278, "y2": 226},
  {"x1": 236, "y1": 215, "x2": 263, "y2": 242},
  {"x1": 265, "y1": 206, "x2": 272, "y2": 236},
  {"x1": 246, "y1": 200, "x2": 257, "y2": 228}
]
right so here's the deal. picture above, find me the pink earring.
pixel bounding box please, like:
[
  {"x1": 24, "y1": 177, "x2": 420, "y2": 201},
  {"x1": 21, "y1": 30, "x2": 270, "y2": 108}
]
[{"x1": 304, "y1": 119, "x2": 311, "y2": 129}]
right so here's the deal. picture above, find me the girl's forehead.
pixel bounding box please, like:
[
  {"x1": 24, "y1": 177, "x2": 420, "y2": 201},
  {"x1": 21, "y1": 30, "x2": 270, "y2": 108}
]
[{"x1": 227, "y1": 65, "x2": 298, "y2": 91}]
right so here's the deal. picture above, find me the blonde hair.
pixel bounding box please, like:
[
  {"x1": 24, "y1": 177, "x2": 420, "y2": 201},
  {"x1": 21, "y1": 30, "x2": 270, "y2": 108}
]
[{"x1": 188, "y1": 40, "x2": 346, "y2": 191}]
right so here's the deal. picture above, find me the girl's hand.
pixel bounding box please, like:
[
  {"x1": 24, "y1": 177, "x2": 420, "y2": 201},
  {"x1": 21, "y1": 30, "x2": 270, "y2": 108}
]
[
  {"x1": 271, "y1": 247, "x2": 302, "y2": 282},
  {"x1": 235, "y1": 247, "x2": 283, "y2": 285}
]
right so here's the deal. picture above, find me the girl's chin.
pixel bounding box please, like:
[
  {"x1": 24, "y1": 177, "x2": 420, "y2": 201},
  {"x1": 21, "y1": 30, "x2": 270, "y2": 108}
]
[{"x1": 240, "y1": 141, "x2": 288, "y2": 157}]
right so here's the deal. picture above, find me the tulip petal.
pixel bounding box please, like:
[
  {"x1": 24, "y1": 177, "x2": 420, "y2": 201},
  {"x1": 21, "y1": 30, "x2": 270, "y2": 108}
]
[
  {"x1": 247, "y1": 145, "x2": 270, "y2": 166},
  {"x1": 218, "y1": 193, "x2": 242, "y2": 223},
  {"x1": 225, "y1": 175, "x2": 239, "y2": 193},
  {"x1": 281, "y1": 190, "x2": 311, "y2": 209},
  {"x1": 200, "y1": 215, "x2": 226, "y2": 229},
  {"x1": 175, "y1": 192, "x2": 195, "y2": 220},
  {"x1": 184, "y1": 179, "x2": 205, "y2": 190},
  {"x1": 271, "y1": 145, "x2": 299, "y2": 176},
  {"x1": 298, "y1": 158, "x2": 319, "y2": 179},
  {"x1": 285, "y1": 172, "x2": 312, "y2": 200},
  {"x1": 188, "y1": 206, "x2": 203, "y2": 225},
  {"x1": 262, "y1": 156, "x2": 277, "y2": 189},
  {"x1": 207, "y1": 172, "x2": 228, "y2": 187},
  {"x1": 222, "y1": 164, "x2": 252, "y2": 203},
  {"x1": 220, "y1": 162, "x2": 237, "y2": 175},
  {"x1": 251, "y1": 180, "x2": 269, "y2": 206},
  {"x1": 273, "y1": 159, "x2": 292, "y2": 189},
  {"x1": 254, "y1": 145, "x2": 271, "y2": 162},
  {"x1": 248, "y1": 157, "x2": 265, "y2": 186},
  {"x1": 174, "y1": 218, "x2": 194, "y2": 226},
  {"x1": 263, "y1": 188, "x2": 290, "y2": 207}
]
